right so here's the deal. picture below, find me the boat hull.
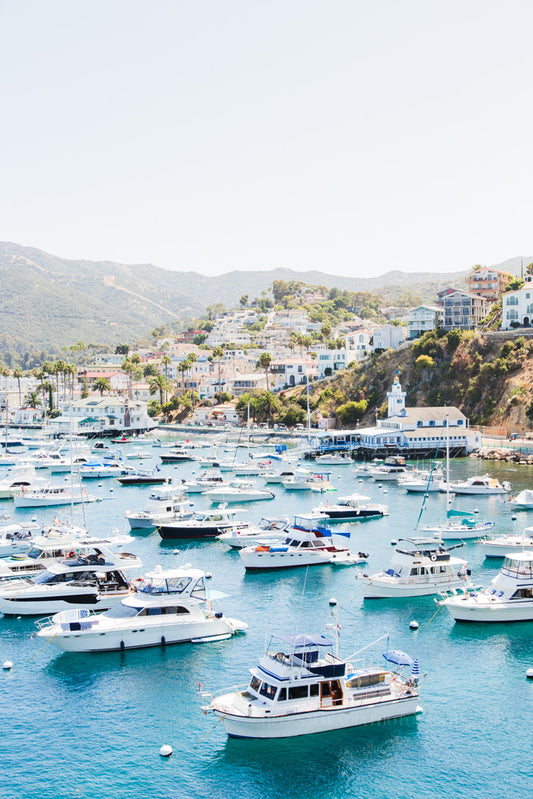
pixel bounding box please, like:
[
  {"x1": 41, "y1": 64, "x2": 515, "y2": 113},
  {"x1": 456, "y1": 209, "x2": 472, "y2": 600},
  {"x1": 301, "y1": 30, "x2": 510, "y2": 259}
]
[
  {"x1": 216, "y1": 696, "x2": 421, "y2": 739},
  {"x1": 442, "y1": 599, "x2": 533, "y2": 622},
  {"x1": 158, "y1": 524, "x2": 233, "y2": 540},
  {"x1": 362, "y1": 576, "x2": 468, "y2": 598},
  {"x1": 241, "y1": 550, "x2": 355, "y2": 570},
  {"x1": 0, "y1": 590, "x2": 128, "y2": 616}
]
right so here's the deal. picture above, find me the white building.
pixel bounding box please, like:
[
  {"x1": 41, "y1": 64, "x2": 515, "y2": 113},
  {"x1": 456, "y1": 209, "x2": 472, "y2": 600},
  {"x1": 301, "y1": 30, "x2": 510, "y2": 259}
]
[
  {"x1": 57, "y1": 397, "x2": 156, "y2": 435},
  {"x1": 312, "y1": 345, "x2": 348, "y2": 378},
  {"x1": 501, "y1": 276, "x2": 533, "y2": 330},
  {"x1": 345, "y1": 330, "x2": 372, "y2": 361},
  {"x1": 371, "y1": 324, "x2": 407, "y2": 352},
  {"x1": 405, "y1": 305, "x2": 444, "y2": 339}
]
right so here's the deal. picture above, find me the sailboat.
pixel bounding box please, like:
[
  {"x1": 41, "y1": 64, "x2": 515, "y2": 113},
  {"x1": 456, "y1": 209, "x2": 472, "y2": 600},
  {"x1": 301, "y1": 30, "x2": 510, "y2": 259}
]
[{"x1": 421, "y1": 417, "x2": 494, "y2": 540}]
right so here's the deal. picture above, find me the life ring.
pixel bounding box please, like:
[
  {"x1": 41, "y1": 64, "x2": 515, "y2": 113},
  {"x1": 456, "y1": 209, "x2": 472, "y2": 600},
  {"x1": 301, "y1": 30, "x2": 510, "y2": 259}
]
[{"x1": 430, "y1": 554, "x2": 437, "y2": 562}]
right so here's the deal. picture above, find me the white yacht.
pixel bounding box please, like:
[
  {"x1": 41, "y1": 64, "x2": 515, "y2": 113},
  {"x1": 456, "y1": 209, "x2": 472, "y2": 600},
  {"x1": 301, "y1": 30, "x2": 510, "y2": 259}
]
[
  {"x1": 481, "y1": 526, "x2": 533, "y2": 558},
  {"x1": 314, "y1": 453, "x2": 352, "y2": 466},
  {"x1": 125, "y1": 490, "x2": 193, "y2": 530},
  {"x1": 0, "y1": 465, "x2": 39, "y2": 499},
  {"x1": 0, "y1": 522, "x2": 40, "y2": 557},
  {"x1": 422, "y1": 511, "x2": 495, "y2": 541},
  {"x1": 371, "y1": 457, "x2": 409, "y2": 482},
  {"x1": 157, "y1": 507, "x2": 250, "y2": 540},
  {"x1": 438, "y1": 552, "x2": 533, "y2": 622},
  {"x1": 239, "y1": 513, "x2": 360, "y2": 570},
  {"x1": 217, "y1": 517, "x2": 289, "y2": 549},
  {"x1": 79, "y1": 462, "x2": 135, "y2": 479},
  {"x1": 449, "y1": 475, "x2": 511, "y2": 495},
  {"x1": 202, "y1": 481, "x2": 275, "y2": 503},
  {"x1": 35, "y1": 565, "x2": 247, "y2": 652},
  {"x1": 0, "y1": 545, "x2": 141, "y2": 616},
  {"x1": 13, "y1": 485, "x2": 99, "y2": 508},
  {"x1": 314, "y1": 493, "x2": 388, "y2": 522},
  {"x1": 204, "y1": 622, "x2": 422, "y2": 738},
  {"x1": 180, "y1": 469, "x2": 229, "y2": 494},
  {"x1": 400, "y1": 469, "x2": 447, "y2": 493},
  {"x1": 359, "y1": 538, "x2": 470, "y2": 598},
  {"x1": 281, "y1": 472, "x2": 334, "y2": 492}
]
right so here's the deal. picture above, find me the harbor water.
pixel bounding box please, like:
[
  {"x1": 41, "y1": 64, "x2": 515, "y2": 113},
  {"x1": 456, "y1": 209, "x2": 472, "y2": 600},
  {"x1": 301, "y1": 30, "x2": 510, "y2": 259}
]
[{"x1": 1, "y1": 437, "x2": 532, "y2": 799}]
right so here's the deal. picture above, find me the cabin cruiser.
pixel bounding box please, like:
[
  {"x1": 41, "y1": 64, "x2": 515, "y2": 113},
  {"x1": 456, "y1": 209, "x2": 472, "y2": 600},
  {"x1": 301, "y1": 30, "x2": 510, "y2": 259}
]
[
  {"x1": 438, "y1": 552, "x2": 533, "y2": 622},
  {"x1": 117, "y1": 468, "x2": 170, "y2": 486},
  {"x1": 480, "y1": 526, "x2": 533, "y2": 558},
  {"x1": 204, "y1": 617, "x2": 422, "y2": 738},
  {"x1": 239, "y1": 513, "x2": 361, "y2": 570},
  {"x1": 400, "y1": 469, "x2": 447, "y2": 493},
  {"x1": 370, "y1": 456, "x2": 409, "y2": 482},
  {"x1": 314, "y1": 493, "x2": 388, "y2": 522},
  {"x1": 159, "y1": 449, "x2": 196, "y2": 463},
  {"x1": 13, "y1": 485, "x2": 99, "y2": 508},
  {"x1": 263, "y1": 466, "x2": 310, "y2": 485},
  {"x1": 281, "y1": 472, "x2": 334, "y2": 492},
  {"x1": 359, "y1": 538, "x2": 470, "y2": 598},
  {"x1": 180, "y1": 469, "x2": 229, "y2": 494},
  {"x1": 125, "y1": 489, "x2": 193, "y2": 530},
  {"x1": 0, "y1": 544, "x2": 141, "y2": 616},
  {"x1": 217, "y1": 517, "x2": 289, "y2": 549},
  {"x1": 157, "y1": 507, "x2": 250, "y2": 540},
  {"x1": 0, "y1": 522, "x2": 41, "y2": 557},
  {"x1": 422, "y1": 510, "x2": 495, "y2": 540},
  {"x1": 0, "y1": 465, "x2": 40, "y2": 499},
  {"x1": 80, "y1": 462, "x2": 135, "y2": 479},
  {"x1": 35, "y1": 565, "x2": 247, "y2": 652},
  {"x1": 314, "y1": 453, "x2": 352, "y2": 466},
  {"x1": 449, "y1": 475, "x2": 511, "y2": 495},
  {"x1": 509, "y1": 489, "x2": 533, "y2": 509},
  {"x1": 202, "y1": 481, "x2": 275, "y2": 503},
  {"x1": 0, "y1": 529, "x2": 133, "y2": 580}
]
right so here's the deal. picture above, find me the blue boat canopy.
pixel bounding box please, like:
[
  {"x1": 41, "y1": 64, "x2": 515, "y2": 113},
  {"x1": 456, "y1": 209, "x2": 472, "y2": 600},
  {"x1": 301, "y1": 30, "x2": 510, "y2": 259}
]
[
  {"x1": 447, "y1": 509, "x2": 474, "y2": 518},
  {"x1": 277, "y1": 633, "x2": 333, "y2": 649},
  {"x1": 382, "y1": 649, "x2": 414, "y2": 666}
]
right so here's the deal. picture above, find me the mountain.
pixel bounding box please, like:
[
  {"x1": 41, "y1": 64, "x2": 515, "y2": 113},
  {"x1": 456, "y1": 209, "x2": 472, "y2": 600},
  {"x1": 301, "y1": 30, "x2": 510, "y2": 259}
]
[{"x1": 1, "y1": 241, "x2": 528, "y2": 359}]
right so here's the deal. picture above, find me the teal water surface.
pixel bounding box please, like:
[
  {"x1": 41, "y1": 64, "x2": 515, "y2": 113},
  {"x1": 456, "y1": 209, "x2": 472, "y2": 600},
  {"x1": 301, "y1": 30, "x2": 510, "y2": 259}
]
[{"x1": 1, "y1": 441, "x2": 532, "y2": 799}]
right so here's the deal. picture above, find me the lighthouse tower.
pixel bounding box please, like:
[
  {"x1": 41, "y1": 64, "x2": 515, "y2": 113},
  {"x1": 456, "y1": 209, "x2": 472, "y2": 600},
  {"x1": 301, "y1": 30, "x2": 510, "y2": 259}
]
[{"x1": 387, "y1": 373, "x2": 406, "y2": 418}]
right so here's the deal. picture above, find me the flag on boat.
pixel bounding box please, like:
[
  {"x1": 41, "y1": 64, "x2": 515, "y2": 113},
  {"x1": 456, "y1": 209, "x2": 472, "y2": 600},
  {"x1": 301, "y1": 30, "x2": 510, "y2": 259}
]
[{"x1": 411, "y1": 659, "x2": 420, "y2": 677}]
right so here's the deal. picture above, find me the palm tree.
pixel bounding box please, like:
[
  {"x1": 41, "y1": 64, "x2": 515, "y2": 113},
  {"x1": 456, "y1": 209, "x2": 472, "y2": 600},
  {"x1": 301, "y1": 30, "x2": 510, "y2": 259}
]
[
  {"x1": 212, "y1": 346, "x2": 224, "y2": 402},
  {"x1": 258, "y1": 352, "x2": 272, "y2": 391},
  {"x1": 160, "y1": 355, "x2": 171, "y2": 380},
  {"x1": 12, "y1": 368, "x2": 23, "y2": 406},
  {"x1": 255, "y1": 390, "x2": 280, "y2": 424},
  {"x1": 25, "y1": 390, "x2": 41, "y2": 409},
  {"x1": 94, "y1": 377, "x2": 111, "y2": 396},
  {"x1": 149, "y1": 374, "x2": 172, "y2": 405}
]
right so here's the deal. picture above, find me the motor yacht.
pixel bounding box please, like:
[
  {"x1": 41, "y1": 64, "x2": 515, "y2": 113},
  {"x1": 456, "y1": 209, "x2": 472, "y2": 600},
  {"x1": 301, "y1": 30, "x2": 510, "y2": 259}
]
[
  {"x1": 0, "y1": 522, "x2": 40, "y2": 557},
  {"x1": 0, "y1": 465, "x2": 39, "y2": 499},
  {"x1": 80, "y1": 462, "x2": 135, "y2": 479},
  {"x1": 314, "y1": 453, "x2": 352, "y2": 466},
  {"x1": 449, "y1": 475, "x2": 511, "y2": 495},
  {"x1": 13, "y1": 485, "x2": 99, "y2": 508},
  {"x1": 480, "y1": 526, "x2": 533, "y2": 558},
  {"x1": 400, "y1": 469, "x2": 447, "y2": 493},
  {"x1": 359, "y1": 537, "x2": 470, "y2": 598},
  {"x1": 35, "y1": 564, "x2": 247, "y2": 652},
  {"x1": 438, "y1": 552, "x2": 533, "y2": 622},
  {"x1": 281, "y1": 472, "x2": 334, "y2": 492},
  {"x1": 313, "y1": 493, "x2": 388, "y2": 522},
  {"x1": 217, "y1": 517, "x2": 289, "y2": 549},
  {"x1": 0, "y1": 544, "x2": 141, "y2": 616},
  {"x1": 159, "y1": 449, "x2": 196, "y2": 463},
  {"x1": 239, "y1": 513, "x2": 361, "y2": 570},
  {"x1": 116, "y1": 468, "x2": 170, "y2": 486},
  {"x1": 180, "y1": 469, "x2": 228, "y2": 494},
  {"x1": 125, "y1": 489, "x2": 193, "y2": 530},
  {"x1": 204, "y1": 615, "x2": 422, "y2": 738},
  {"x1": 157, "y1": 507, "x2": 250, "y2": 540},
  {"x1": 202, "y1": 481, "x2": 275, "y2": 503},
  {"x1": 370, "y1": 456, "x2": 409, "y2": 482}
]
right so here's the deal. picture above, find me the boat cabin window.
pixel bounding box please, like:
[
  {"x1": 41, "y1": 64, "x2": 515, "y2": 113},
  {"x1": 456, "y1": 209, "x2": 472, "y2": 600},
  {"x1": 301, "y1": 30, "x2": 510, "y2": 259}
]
[
  {"x1": 278, "y1": 687, "x2": 287, "y2": 701},
  {"x1": 190, "y1": 577, "x2": 207, "y2": 600},
  {"x1": 511, "y1": 587, "x2": 533, "y2": 599},
  {"x1": 288, "y1": 685, "x2": 308, "y2": 700},
  {"x1": 410, "y1": 568, "x2": 419, "y2": 576},
  {"x1": 310, "y1": 684, "x2": 319, "y2": 697},
  {"x1": 250, "y1": 676, "x2": 261, "y2": 692},
  {"x1": 259, "y1": 682, "x2": 277, "y2": 699}
]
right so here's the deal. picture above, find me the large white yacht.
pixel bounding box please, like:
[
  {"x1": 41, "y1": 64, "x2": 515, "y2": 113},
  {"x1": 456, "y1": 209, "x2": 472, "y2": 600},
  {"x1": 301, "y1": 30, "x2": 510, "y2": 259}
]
[
  {"x1": 449, "y1": 475, "x2": 511, "y2": 495},
  {"x1": 438, "y1": 552, "x2": 533, "y2": 622},
  {"x1": 157, "y1": 507, "x2": 250, "y2": 540},
  {"x1": 0, "y1": 545, "x2": 141, "y2": 616},
  {"x1": 239, "y1": 513, "x2": 360, "y2": 570},
  {"x1": 14, "y1": 485, "x2": 99, "y2": 508},
  {"x1": 359, "y1": 538, "x2": 470, "y2": 598},
  {"x1": 35, "y1": 565, "x2": 247, "y2": 652},
  {"x1": 480, "y1": 526, "x2": 533, "y2": 558},
  {"x1": 204, "y1": 617, "x2": 422, "y2": 738}
]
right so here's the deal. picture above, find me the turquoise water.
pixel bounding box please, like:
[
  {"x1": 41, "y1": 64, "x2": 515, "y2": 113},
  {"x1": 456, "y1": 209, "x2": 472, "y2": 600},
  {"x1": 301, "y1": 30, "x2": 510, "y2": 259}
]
[{"x1": 1, "y1": 443, "x2": 532, "y2": 799}]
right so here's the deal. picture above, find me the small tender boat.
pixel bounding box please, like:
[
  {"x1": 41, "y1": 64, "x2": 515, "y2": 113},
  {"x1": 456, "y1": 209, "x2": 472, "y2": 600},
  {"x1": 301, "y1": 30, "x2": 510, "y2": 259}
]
[
  {"x1": 359, "y1": 537, "x2": 470, "y2": 598},
  {"x1": 239, "y1": 513, "x2": 360, "y2": 570},
  {"x1": 35, "y1": 564, "x2": 247, "y2": 651},
  {"x1": 204, "y1": 611, "x2": 422, "y2": 738},
  {"x1": 438, "y1": 552, "x2": 533, "y2": 622},
  {"x1": 314, "y1": 493, "x2": 388, "y2": 522},
  {"x1": 509, "y1": 489, "x2": 533, "y2": 509},
  {"x1": 449, "y1": 475, "x2": 511, "y2": 495},
  {"x1": 480, "y1": 526, "x2": 533, "y2": 558}
]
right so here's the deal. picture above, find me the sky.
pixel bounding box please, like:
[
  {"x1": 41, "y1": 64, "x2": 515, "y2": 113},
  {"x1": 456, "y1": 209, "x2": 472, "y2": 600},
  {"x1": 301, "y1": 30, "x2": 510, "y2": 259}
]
[{"x1": 1, "y1": 0, "x2": 532, "y2": 279}]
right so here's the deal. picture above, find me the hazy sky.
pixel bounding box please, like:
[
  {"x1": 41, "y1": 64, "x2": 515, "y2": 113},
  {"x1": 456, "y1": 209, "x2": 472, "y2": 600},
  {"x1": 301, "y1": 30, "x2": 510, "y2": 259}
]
[{"x1": 1, "y1": 0, "x2": 532, "y2": 278}]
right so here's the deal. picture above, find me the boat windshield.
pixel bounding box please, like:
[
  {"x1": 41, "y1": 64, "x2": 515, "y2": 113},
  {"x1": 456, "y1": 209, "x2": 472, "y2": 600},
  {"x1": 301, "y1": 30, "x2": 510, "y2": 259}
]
[
  {"x1": 502, "y1": 557, "x2": 533, "y2": 579},
  {"x1": 139, "y1": 575, "x2": 193, "y2": 594},
  {"x1": 104, "y1": 604, "x2": 139, "y2": 618}
]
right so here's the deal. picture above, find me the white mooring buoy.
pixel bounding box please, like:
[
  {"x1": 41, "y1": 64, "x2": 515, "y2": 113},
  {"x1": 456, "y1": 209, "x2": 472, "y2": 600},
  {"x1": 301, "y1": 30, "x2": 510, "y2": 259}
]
[
  {"x1": 410, "y1": 621, "x2": 419, "y2": 630},
  {"x1": 526, "y1": 668, "x2": 533, "y2": 680},
  {"x1": 390, "y1": 539, "x2": 397, "y2": 546},
  {"x1": 3, "y1": 660, "x2": 13, "y2": 670},
  {"x1": 512, "y1": 515, "x2": 517, "y2": 521},
  {"x1": 159, "y1": 744, "x2": 173, "y2": 757}
]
